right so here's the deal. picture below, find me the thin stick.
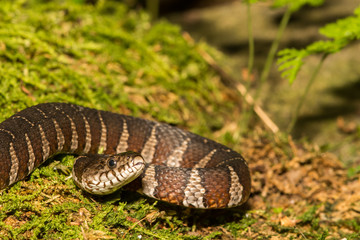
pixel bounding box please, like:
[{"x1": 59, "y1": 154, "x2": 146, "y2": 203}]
[
  {"x1": 236, "y1": 80, "x2": 279, "y2": 134},
  {"x1": 183, "y1": 32, "x2": 279, "y2": 134}
]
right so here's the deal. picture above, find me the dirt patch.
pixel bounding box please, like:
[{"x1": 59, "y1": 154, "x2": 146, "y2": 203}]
[{"x1": 239, "y1": 128, "x2": 360, "y2": 238}]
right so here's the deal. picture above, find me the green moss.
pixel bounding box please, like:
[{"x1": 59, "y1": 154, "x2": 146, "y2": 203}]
[
  {"x1": 0, "y1": 0, "x2": 241, "y2": 137},
  {"x1": 0, "y1": 0, "x2": 251, "y2": 239}
]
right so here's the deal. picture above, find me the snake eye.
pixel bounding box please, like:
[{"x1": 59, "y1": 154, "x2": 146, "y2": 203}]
[{"x1": 108, "y1": 158, "x2": 117, "y2": 168}]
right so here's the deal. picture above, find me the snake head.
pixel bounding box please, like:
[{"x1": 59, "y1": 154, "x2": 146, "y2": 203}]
[{"x1": 72, "y1": 151, "x2": 145, "y2": 195}]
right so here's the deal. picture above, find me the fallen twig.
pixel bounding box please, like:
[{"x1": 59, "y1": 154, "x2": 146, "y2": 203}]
[{"x1": 183, "y1": 32, "x2": 279, "y2": 134}]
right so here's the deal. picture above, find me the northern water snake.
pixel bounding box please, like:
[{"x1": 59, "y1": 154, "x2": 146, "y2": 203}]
[{"x1": 0, "y1": 103, "x2": 251, "y2": 208}]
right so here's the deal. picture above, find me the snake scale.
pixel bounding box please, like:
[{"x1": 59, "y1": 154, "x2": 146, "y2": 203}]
[{"x1": 0, "y1": 103, "x2": 251, "y2": 209}]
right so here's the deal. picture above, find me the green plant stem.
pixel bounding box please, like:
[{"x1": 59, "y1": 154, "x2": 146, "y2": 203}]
[
  {"x1": 246, "y1": 2, "x2": 254, "y2": 83},
  {"x1": 255, "y1": 6, "x2": 292, "y2": 100},
  {"x1": 287, "y1": 53, "x2": 328, "y2": 133},
  {"x1": 146, "y1": 0, "x2": 159, "y2": 21},
  {"x1": 239, "y1": 1, "x2": 255, "y2": 134}
]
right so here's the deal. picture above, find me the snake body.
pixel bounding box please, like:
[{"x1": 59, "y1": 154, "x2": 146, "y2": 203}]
[{"x1": 0, "y1": 103, "x2": 251, "y2": 208}]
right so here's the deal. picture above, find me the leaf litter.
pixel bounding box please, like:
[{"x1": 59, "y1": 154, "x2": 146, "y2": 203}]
[{"x1": 238, "y1": 128, "x2": 360, "y2": 239}]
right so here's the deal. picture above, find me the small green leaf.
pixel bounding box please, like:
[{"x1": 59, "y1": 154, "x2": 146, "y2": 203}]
[
  {"x1": 273, "y1": 0, "x2": 324, "y2": 12},
  {"x1": 278, "y1": 5, "x2": 360, "y2": 83},
  {"x1": 243, "y1": 0, "x2": 265, "y2": 4},
  {"x1": 347, "y1": 165, "x2": 360, "y2": 178},
  {"x1": 277, "y1": 48, "x2": 307, "y2": 84}
]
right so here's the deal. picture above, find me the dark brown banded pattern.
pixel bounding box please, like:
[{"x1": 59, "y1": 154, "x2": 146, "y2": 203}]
[{"x1": 0, "y1": 103, "x2": 251, "y2": 209}]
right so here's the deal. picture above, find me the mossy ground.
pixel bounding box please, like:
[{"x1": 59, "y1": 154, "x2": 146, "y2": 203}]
[{"x1": 0, "y1": 1, "x2": 359, "y2": 239}]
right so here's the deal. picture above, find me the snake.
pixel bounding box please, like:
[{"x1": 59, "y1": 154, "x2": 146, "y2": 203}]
[{"x1": 0, "y1": 103, "x2": 251, "y2": 209}]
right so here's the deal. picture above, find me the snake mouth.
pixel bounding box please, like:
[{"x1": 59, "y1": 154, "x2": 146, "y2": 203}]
[{"x1": 77, "y1": 153, "x2": 146, "y2": 195}]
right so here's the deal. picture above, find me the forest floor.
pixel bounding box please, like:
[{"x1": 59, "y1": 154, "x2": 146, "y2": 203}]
[{"x1": 0, "y1": 0, "x2": 359, "y2": 239}]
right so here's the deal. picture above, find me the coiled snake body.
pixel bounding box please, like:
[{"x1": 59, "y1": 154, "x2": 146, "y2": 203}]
[{"x1": 0, "y1": 103, "x2": 251, "y2": 209}]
